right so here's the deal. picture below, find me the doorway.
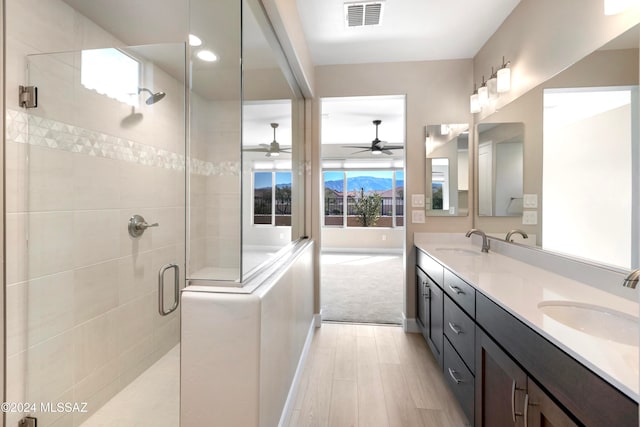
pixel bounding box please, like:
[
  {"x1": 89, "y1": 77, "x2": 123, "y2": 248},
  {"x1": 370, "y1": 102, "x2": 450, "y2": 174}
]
[{"x1": 320, "y1": 95, "x2": 406, "y2": 324}]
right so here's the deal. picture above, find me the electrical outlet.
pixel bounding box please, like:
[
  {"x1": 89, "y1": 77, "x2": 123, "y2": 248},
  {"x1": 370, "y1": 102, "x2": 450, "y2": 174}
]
[
  {"x1": 522, "y1": 211, "x2": 537, "y2": 225},
  {"x1": 412, "y1": 210, "x2": 425, "y2": 223},
  {"x1": 523, "y1": 194, "x2": 538, "y2": 208},
  {"x1": 411, "y1": 194, "x2": 425, "y2": 208}
]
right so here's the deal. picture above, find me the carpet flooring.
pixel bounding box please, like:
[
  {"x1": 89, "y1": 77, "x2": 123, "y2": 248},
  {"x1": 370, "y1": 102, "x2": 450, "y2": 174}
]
[{"x1": 321, "y1": 252, "x2": 403, "y2": 324}]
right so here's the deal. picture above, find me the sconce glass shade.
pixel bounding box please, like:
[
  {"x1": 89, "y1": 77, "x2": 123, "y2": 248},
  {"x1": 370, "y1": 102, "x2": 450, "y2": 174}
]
[
  {"x1": 497, "y1": 66, "x2": 511, "y2": 93},
  {"x1": 487, "y1": 76, "x2": 498, "y2": 98},
  {"x1": 604, "y1": 0, "x2": 634, "y2": 15},
  {"x1": 478, "y1": 85, "x2": 489, "y2": 105},
  {"x1": 470, "y1": 93, "x2": 481, "y2": 113}
]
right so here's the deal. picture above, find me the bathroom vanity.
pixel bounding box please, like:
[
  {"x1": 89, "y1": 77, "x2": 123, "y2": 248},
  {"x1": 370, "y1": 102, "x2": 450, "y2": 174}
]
[{"x1": 414, "y1": 234, "x2": 639, "y2": 426}]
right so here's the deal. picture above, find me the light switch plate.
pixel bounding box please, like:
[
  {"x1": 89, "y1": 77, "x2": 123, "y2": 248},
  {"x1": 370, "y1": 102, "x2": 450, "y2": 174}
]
[
  {"x1": 412, "y1": 210, "x2": 425, "y2": 223},
  {"x1": 411, "y1": 194, "x2": 425, "y2": 208},
  {"x1": 522, "y1": 210, "x2": 537, "y2": 225},
  {"x1": 523, "y1": 194, "x2": 538, "y2": 208}
]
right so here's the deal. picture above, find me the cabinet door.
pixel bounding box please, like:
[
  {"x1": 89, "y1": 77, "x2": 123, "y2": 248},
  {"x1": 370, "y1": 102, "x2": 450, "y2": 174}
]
[
  {"x1": 416, "y1": 267, "x2": 428, "y2": 331},
  {"x1": 476, "y1": 327, "x2": 527, "y2": 427},
  {"x1": 527, "y1": 379, "x2": 578, "y2": 427},
  {"x1": 427, "y1": 278, "x2": 444, "y2": 367}
]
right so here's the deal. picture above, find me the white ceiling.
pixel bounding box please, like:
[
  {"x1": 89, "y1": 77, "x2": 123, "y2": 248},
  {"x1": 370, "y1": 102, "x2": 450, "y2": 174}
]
[{"x1": 296, "y1": 0, "x2": 521, "y2": 65}]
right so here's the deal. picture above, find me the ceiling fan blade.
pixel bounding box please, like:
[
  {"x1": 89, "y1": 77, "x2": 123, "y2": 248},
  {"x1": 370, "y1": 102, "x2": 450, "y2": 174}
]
[
  {"x1": 382, "y1": 150, "x2": 395, "y2": 155},
  {"x1": 243, "y1": 147, "x2": 269, "y2": 152},
  {"x1": 351, "y1": 149, "x2": 372, "y2": 154},
  {"x1": 381, "y1": 145, "x2": 404, "y2": 150},
  {"x1": 259, "y1": 143, "x2": 270, "y2": 148},
  {"x1": 342, "y1": 145, "x2": 370, "y2": 149}
]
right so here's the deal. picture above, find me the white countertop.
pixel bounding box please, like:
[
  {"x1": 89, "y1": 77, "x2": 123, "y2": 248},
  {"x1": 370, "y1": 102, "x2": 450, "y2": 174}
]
[{"x1": 414, "y1": 233, "x2": 639, "y2": 402}]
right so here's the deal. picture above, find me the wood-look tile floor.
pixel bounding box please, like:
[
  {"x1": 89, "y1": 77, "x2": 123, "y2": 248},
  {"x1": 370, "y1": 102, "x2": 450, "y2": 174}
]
[{"x1": 288, "y1": 322, "x2": 471, "y2": 427}]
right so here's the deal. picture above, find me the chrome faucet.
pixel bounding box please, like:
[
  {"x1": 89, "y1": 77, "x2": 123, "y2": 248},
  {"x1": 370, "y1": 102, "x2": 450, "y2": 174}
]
[
  {"x1": 505, "y1": 229, "x2": 528, "y2": 242},
  {"x1": 465, "y1": 228, "x2": 490, "y2": 253},
  {"x1": 623, "y1": 269, "x2": 639, "y2": 289}
]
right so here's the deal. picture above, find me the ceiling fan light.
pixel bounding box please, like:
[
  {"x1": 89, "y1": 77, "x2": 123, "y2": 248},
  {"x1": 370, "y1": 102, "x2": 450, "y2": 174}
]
[
  {"x1": 371, "y1": 150, "x2": 382, "y2": 155},
  {"x1": 269, "y1": 151, "x2": 280, "y2": 157}
]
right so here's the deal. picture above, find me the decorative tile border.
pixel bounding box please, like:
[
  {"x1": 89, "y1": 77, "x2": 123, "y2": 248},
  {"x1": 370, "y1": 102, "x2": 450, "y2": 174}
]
[{"x1": 5, "y1": 108, "x2": 239, "y2": 177}]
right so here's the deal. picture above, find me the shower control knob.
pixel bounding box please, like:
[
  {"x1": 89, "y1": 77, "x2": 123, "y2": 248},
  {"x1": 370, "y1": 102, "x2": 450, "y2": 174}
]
[{"x1": 128, "y1": 214, "x2": 159, "y2": 238}]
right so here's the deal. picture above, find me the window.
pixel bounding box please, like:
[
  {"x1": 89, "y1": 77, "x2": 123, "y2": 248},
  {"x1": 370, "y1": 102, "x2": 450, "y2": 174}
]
[
  {"x1": 323, "y1": 170, "x2": 404, "y2": 228},
  {"x1": 81, "y1": 48, "x2": 140, "y2": 106},
  {"x1": 253, "y1": 171, "x2": 292, "y2": 226}
]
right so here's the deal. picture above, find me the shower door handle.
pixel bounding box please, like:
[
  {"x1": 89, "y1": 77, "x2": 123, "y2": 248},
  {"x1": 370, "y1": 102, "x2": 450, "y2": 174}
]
[{"x1": 158, "y1": 263, "x2": 180, "y2": 316}]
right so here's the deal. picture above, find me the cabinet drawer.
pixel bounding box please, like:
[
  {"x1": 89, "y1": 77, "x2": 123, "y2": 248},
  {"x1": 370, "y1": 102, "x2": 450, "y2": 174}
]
[
  {"x1": 444, "y1": 295, "x2": 475, "y2": 373},
  {"x1": 416, "y1": 249, "x2": 443, "y2": 286},
  {"x1": 444, "y1": 269, "x2": 475, "y2": 317},
  {"x1": 443, "y1": 338, "x2": 474, "y2": 425}
]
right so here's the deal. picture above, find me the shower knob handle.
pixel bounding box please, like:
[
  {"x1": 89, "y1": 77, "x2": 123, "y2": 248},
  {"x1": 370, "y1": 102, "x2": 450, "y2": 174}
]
[{"x1": 128, "y1": 214, "x2": 159, "y2": 238}]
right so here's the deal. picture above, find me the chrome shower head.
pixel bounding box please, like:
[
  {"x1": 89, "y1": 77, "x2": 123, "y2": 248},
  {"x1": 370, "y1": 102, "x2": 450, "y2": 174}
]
[{"x1": 138, "y1": 87, "x2": 166, "y2": 105}]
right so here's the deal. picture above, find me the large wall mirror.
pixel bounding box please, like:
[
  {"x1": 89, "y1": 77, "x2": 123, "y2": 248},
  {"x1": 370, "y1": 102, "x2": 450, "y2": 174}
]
[
  {"x1": 477, "y1": 122, "x2": 524, "y2": 217},
  {"x1": 425, "y1": 123, "x2": 469, "y2": 216},
  {"x1": 476, "y1": 23, "x2": 639, "y2": 271}
]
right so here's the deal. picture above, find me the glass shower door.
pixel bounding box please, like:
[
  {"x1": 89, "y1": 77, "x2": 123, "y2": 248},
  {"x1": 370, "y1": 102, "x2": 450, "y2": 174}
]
[{"x1": 6, "y1": 44, "x2": 186, "y2": 427}]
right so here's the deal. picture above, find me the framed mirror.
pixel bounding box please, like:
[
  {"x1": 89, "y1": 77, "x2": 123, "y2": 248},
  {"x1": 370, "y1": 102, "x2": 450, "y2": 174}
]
[
  {"x1": 476, "y1": 122, "x2": 524, "y2": 217},
  {"x1": 425, "y1": 124, "x2": 469, "y2": 216}
]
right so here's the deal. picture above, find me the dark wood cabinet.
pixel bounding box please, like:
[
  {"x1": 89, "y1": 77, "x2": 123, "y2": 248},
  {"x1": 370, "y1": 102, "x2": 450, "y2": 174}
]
[
  {"x1": 416, "y1": 267, "x2": 428, "y2": 331},
  {"x1": 415, "y1": 248, "x2": 638, "y2": 427},
  {"x1": 527, "y1": 379, "x2": 578, "y2": 427},
  {"x1": 416, "y1": 265, "x2": 444, "y2": 367},
  {"x1": 426, "y1": 276, "x2": 444, "y2": 366},
  {"x1": 475, "y1": 326, "x2": 527, "y2": 427}
]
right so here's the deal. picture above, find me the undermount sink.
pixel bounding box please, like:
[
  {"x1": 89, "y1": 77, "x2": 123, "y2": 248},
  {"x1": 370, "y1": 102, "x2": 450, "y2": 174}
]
[
  {"x1": 538, "y1": 301, "x2": 639, "y2": 346},
  {"x1": 434, "y1": 247, "x2": 481, "y2": 256}
]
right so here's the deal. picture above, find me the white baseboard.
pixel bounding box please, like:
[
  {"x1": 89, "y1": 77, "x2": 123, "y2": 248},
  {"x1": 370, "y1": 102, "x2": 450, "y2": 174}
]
[
  {"x1": 278, "y1": 318, "x2": 316, "y2": 427},
  {"x1": 314, "y1": 312, "x2": 322, "y2": 327},
  {"x1": 403, "y1": 313, "x2": 420, "y2": 333}
]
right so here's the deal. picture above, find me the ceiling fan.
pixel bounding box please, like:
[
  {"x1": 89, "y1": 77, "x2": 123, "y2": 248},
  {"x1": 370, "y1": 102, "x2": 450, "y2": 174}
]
[
  {"x1": 343, "y1": 119, "x2": 403, "y2": 155},
  {"x1": 243, "y1": 123, "x2": 291, "y2": 157}
]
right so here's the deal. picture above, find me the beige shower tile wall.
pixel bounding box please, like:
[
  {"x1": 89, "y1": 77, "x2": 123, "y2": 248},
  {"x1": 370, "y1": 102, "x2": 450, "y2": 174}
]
[
  {"x1": 5, "y1": 0, "x2": 185, "y2": 425},
  {"x1": 189, "y1": 98, "x2": 242, "y2": 278}
]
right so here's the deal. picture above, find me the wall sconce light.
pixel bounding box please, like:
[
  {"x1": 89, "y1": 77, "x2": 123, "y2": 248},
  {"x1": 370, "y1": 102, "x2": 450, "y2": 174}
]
[
  {"x1": 497, "y1": 57, "x2": 511, "y2": 93},
  {"x1": 604, "y1": 0, "x2": 635, "y2": 15},
  {"x1": 487, "y1": 67, "x2": 498, "y2": 99},
  {"x1": 425, "y1": 127, "x2": 433, "y2": 155},
  {"x1": 478, "y1": 76, "x2": 489, "y2": 106},
  {"x1": 470, "y1": 84, "x2": 481, "y2": 113}
]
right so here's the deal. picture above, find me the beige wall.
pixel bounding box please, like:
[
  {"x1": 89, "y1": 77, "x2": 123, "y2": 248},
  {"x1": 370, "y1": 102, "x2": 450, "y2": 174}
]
[
  {"x1": 473, "y1": 0, "x2": 640, "y2": 120},
  {"x1": 322, "y1": 227, "x2": 404, "y2": 251},
  {"x1": 313, "y1": 59, "x2": 473, "y2": 319}
]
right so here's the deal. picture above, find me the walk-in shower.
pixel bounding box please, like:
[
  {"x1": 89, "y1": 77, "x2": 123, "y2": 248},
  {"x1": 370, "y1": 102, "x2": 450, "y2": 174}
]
[{"x1": 4, "y1": 0, "x2": 305, "y2": 425}]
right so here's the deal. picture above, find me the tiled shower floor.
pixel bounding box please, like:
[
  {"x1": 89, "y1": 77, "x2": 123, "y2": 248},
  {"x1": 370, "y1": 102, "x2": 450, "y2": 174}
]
[{"x1": 80, "y1": 345, "x2": 180, "y2": 427}]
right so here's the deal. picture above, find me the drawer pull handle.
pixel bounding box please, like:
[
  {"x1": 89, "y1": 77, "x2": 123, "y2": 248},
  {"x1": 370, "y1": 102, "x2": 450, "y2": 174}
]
[
  {"x1": 448, "y1": 284, "x2": 464, "y2": 295},
  {"x1": 524, "y1": 394, "x2": 529, "y2": 427},
  {"x1": 511, "y1": 380, "x2": 524, "y2": 422},
  {"x1": 448, "y1": 368, "x2": 463, "y2": 384},
  {"x1": 448, "y1": 322, "x2": 462, "y2": 335}
]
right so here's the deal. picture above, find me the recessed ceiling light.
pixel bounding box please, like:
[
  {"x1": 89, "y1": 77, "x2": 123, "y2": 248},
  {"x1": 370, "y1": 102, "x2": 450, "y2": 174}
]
[
  {"x1": 197, "y1": 50, "x2": 218, "y2": 62},
  {"x1": 189, "y1": 34, "x2": 202, "y2": 47}
]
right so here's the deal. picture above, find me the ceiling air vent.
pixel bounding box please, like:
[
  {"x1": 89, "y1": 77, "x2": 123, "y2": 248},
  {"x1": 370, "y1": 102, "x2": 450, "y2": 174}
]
[{"x1": 344, "y1": 1, "x2": 384, "y2": 27}]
